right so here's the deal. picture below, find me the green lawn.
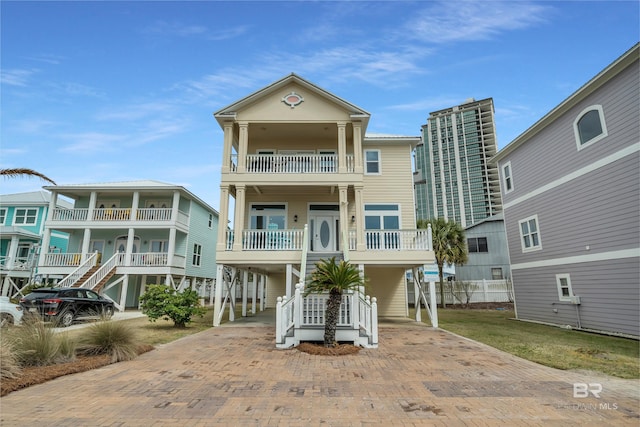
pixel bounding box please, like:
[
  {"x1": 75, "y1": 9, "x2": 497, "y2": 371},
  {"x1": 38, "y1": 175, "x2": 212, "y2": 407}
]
[{"x1": 415, "y1": 308, "x2": 639, "y2": 379}]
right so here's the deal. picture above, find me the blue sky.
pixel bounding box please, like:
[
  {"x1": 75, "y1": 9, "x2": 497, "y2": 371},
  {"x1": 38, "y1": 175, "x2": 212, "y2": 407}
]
[{"x1": 1, "y1": 1, "x2": 638, "y2": 209}]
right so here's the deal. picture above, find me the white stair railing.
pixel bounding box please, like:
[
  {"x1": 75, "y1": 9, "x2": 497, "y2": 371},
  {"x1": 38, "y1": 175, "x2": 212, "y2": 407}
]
[
  {"x1": 56, "y1": 252, "x2": 99, "y2": 288},
  {"x1": 80, "y1": 253, "x2": 123, "y2": 291}
]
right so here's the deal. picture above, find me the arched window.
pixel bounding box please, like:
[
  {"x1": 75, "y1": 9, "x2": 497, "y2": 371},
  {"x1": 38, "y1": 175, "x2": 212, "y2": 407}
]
[{"x1": 574, "y1": 105, "x2": 608, "y2": 150}]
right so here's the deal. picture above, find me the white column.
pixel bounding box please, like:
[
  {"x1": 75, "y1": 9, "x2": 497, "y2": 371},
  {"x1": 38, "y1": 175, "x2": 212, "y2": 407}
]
[
  {"x1": 221, "y1": 122, "x2": 234, "y2": 174},
  {"x1": 259, "y1": 274, "x2": 265, "y2": 311},
  {"x1": 337, "y1": 122, "x2": 347, "y2": 173},
  {"x1": 429, "y1": 281, "x2": 438, "y2": 328},
  {"x1": 213, "y1": 264, "x2": 224, "y2": 326},
  {"x1": 339, "y1": 184, "x2": 348, "y2": 251},
  {"x1": 251, "y1": 271, "x2": 257, "y2": 314},
  {"x1": 88, "y1": 191, "x2": 97, "y2": 221},
  {"x1": 414, "y1": 268, "x2": 421, "y2": 322},
  {"x1": 81, "y1": 229, "x2": 92, "y2": 262},
  {"x1": 353, "y1": 122, "x2": 363, "y2": 174},
  {"x1": 171, "y1": 190, "x2": 180, "y2": 221},
  {"x1": 355, "y1": 185, "x2": 365, "y2": 251},
  {"x1": 232, "y1": 185, "x2": 246, "y2": 251},
  {"x1": 125, "y1": 228, "x2": 135, "y2": 266},
  {"x1": 237, "y1": 122, "x2": 249, "y2": 173},
  {"x1": 217, "y1": 185, "x2": 230, "y2": 251},
  {"x1": 6, "y1": 236, "x2": 19, "y2": 270},
  {"x1": 242, "y1": 270, "x2": 248, "y2": 317},
  {"x1": 167, "y1": 228, "x2": 176, "y2": 267},
  {"x1": 131, "y1": 191, "x2": 140, "y2": 220},
  {"x1": 119, "y1": 275, "x2": 129, "y2": 311}
]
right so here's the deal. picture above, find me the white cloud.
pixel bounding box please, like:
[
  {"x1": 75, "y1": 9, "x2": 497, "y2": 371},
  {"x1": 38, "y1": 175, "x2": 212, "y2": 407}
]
[
  {"x1": 59, "y1": 132, "x2": 126, "y2": 154},
  {"x1": 1, "y1": 69, "x2": 38, "y2": 87},
  {"x1": 142, "y1": 20, "x2": 248, "y2": 40},
  {"x1": 406, "y1": 1, "x2": 550, "y2": 43}
]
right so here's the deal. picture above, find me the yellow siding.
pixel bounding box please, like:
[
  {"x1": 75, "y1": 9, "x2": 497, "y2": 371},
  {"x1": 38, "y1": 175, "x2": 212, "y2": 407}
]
[
  {"x1": 362, "y1": 144, "x2": 416, "y2": 228},
  {"x1": 266, "y1": 272, "x2": 286, "y2": 308},
  {"x1": 366, "y1": 266, "x2": 408, "y2": 317}
]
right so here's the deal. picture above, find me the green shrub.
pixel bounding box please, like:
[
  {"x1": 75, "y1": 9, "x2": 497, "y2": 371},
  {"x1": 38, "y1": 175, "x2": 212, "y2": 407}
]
[
  {"x1": 77, "y1": 320, "x2": 138, "y2": 363},
  {"x1": 139, "y1": 284, "x2": 206, "y2": 328}
]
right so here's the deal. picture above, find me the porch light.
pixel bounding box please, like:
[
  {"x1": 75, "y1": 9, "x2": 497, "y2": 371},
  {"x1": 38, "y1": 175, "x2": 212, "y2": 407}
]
[{"x1": 351, "y1": 215, "x2": 355, "y2": 223}]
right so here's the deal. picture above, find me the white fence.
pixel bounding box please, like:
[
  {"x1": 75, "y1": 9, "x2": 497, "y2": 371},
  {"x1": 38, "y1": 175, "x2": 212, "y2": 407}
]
[{"x1": 409, "y1": 279, "x2": 513, "y2": 305}]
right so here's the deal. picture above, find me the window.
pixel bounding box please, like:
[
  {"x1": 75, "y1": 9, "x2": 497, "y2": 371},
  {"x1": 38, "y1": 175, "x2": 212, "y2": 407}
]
[
  {"x1": 364, "y1": 204, "x2": 400, "y2": 249},
  {"x1": 0, "y1": 208, "x2": 6, "y2": 225},
  {"x1": 556, "y1": 274, "x2": 574, "y2": 301},
  {"x1": 467, "y1": 237, "x2": 488, "y2": 253},
  {"x1": 13, "y1": 208, "x2": 38, "y2": 225},
  {"x1": 491, "y1": 268, "x2": 503, "y2": 280},
  {"x1": 192, "y1": 243, "x2": 202, "y2": 266},
  {"x1": 519, "y1": 215, "x2": 542, "y2": 252},
  {"x1": 502, "y1": 161, "x2": 513, "y2": 193},
  {"x1": 150, "y1": 240, "x2": 168, "y2": 253},
  {"x1": 208, "y1": 213, "x2": 214, "y2": 228},
  {"x1": 365, "y1": 150, "x2": 381, "y2": 174},
  {"x1": 574, "y1": 105, "x2": 608, "y2": 150},
  {"x1": 250, "y1": 204, "x2": 286, "y2": 230}
]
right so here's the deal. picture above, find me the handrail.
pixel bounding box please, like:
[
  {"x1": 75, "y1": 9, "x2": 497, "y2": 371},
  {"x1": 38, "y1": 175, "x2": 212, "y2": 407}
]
[
  {"x1": 80, "y1": 252, "x2": 122, "y2": 291},
  {"x1": 56, "y1": 252, "x2": 99, "y2": 288}
]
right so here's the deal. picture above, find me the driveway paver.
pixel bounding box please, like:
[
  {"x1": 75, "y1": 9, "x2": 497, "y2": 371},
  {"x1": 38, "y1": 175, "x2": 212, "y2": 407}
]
[{"x1": 1, "y1": 317, "x2": 638, "y2": 426}]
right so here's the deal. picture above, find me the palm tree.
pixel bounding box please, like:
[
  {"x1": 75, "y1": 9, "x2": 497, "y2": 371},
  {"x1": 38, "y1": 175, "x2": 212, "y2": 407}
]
[
  {"x1": 304, "y1": 257, "x2": 366, "y2": 347},
  {"x1": 418, "y1": 218, "x2": 468, "y2": 308},
  {"x1": 0, "y1": 168, "x2": 56, "y2": 185}
]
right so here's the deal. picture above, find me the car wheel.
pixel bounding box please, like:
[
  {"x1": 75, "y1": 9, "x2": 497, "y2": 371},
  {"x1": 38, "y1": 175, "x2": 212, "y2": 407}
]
[
  {"x1": 0, "y1": 313, "x2": 13, "y2": 328},
  {"x1": 58, "y1": 310, "x2": 75, "y2": 327},
  {"x1": 103, "y1": 306, "x2": 114, "y2": 319}
]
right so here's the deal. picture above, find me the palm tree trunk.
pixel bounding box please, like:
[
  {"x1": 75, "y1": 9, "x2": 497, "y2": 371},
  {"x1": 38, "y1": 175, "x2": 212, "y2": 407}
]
[{"x1": 324, "y1": 289, "x2": 342, "y2": 347}]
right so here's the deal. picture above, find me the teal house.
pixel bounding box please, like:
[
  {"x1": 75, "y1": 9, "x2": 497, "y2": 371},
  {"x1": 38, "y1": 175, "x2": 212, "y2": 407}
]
[{"x1": 1, "y1": 191, "x2": 71, "y2": 296}]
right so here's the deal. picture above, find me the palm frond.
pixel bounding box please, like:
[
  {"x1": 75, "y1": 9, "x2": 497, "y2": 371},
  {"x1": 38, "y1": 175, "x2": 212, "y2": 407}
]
[{"x1": 0, "y1": 168, "x2": 56, "y2": 185}]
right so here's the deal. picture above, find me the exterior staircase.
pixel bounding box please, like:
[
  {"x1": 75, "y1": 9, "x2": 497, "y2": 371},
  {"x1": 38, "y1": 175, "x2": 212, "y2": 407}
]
[
  {"x1": 304, "y1": 252, "x2": 343, "y2": 281},
  {"x1": 71, "y1": 266, "x2": 100, "y2": 288}
]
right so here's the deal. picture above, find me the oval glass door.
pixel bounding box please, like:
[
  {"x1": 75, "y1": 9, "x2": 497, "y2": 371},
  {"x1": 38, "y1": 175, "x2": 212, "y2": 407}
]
[{"x1": 314, "y1": 216, "x2": 335, "y2": 252}]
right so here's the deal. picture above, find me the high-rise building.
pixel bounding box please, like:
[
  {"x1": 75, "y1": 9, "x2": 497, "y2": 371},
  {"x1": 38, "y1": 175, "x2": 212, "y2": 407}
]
[{"x1": 414, "y1": 97, "x2": 502, "y2": 227}]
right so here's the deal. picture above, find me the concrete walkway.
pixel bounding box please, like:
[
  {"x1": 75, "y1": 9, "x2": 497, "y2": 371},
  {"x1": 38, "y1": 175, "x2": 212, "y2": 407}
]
[{"x1": 1, "y1": 315, "x2": 638, "y2": 426}]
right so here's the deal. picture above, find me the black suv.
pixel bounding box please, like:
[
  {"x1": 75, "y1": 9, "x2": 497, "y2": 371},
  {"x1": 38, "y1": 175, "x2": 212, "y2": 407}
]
[{"x1": 20, "y1": 288, "x2": 115, "y2": 327}]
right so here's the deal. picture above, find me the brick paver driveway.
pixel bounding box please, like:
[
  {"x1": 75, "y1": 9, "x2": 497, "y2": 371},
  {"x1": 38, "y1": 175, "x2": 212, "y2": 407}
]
[{"x1": 1, "y1": 318, "x2": 638, "y2": 426}]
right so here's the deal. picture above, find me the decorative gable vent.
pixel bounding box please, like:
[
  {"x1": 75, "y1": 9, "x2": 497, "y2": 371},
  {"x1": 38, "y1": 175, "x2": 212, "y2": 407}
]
[{"x1": 282, "y1": 91, "x2": 304, "y2": 108}]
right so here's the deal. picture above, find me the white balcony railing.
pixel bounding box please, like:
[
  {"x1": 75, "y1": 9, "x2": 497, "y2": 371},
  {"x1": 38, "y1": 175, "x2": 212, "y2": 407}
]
[
  {"x1": 236, "y1": 154, "x2": 355, "y2": 174},
  {"x1": 365, "y1": 229, "x2": 432, "y2": 251},
  {"x1": 50, "y1": 208, "x2": 189, "y2": 224},
  {"x1": 42, "y1": 252, "x2": 85, "y2": 267}
]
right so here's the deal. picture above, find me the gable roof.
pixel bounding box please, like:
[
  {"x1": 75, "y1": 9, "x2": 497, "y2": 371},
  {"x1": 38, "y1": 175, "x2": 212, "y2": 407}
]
[
  {"x1": 213, "y1": 73, "x2": 371, "y2": 130},
  {"x1": 0, "y1": 190, "x2": 73, "y2": 209}
]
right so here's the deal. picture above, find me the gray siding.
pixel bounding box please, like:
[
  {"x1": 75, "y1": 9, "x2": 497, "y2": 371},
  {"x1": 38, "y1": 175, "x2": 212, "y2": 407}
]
[
  {"x1": 501, "y1": 61, "x2": 639, "y2": 205},
  {"x1": 513, "y1": 258, "x2": 639, "y2": 336},
  {"x1": 456, "y1": 219, "x2": 511, "y2": 281},
  {"x1": 500, "y1": 52, "x2": 639, "y2": 337}
]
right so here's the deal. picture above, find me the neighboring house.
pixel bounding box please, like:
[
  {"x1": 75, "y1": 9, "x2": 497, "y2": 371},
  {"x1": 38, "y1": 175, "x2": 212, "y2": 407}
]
[
  {"x1": 212, "y1": 73, "x2": 435, "y2": 346},
  {"x1": 36, "y1": 180, "x2": 219, "y2": 311},
  {"x1": 493, "y1": 44, "x2": 639, "y2": 338},
  {"x1": 0, "y1": 191, "x2": 71, "y2": 296},
  {"x1": 455, "y1": 213, "x2": 510, "y2": 282},
  {"x1": 414, "y1": 98, "x2": 502, "y2": 228}
]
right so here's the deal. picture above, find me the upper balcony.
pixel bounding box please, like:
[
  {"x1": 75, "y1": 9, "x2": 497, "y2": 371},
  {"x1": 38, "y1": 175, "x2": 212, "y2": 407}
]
[
  {"x1": 231, "y1": 153, "x2": 355, "y2": 174},
  {"x1": 49, "y1": 207, "x2": 190, "y2": 228}
]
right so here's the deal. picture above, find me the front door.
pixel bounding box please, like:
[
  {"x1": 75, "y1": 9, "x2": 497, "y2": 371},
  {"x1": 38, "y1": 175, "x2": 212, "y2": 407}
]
[{"x1": 312, "y1": 215, "x2": 336, "y2": 252}]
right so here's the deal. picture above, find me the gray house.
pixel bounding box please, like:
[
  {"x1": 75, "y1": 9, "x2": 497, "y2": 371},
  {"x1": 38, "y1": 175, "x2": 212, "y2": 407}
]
[
  {"x1": 455, "y1": 213, "x2": 511, "y2": 282},
  {"x1": 493, "y1": 44, "x2": 639, "y2": 338}
]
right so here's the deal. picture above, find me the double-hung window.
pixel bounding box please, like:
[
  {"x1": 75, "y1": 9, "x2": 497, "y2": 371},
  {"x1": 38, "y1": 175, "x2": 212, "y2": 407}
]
[
  {"x1": 192, "y1": 243, "x2": 202, "y2": 266},
  {"x1": 502, "y1": 161, "x2": 513, "y2": 193},
  {"x1": 519, "y1": 215, "x2": 542, "y2": 252},
  {"x1": 574, "y1": 105, "x2": 608, "y2": 150},
  {"x1": 556, "y1": 274, "x2": 574, "y2": 301},
  {"x1": 13, "y1": 208, "x2": 38, "y2": 225},
  {"x1": 0, "y1": 208, "x2": 6, "y2": 225},
  {"x1": 364, "y1": 150, "x2": 381, "y2": 175}
]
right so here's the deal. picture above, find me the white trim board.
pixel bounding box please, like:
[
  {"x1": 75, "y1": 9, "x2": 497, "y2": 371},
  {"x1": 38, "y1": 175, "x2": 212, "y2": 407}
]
[
  {"x1": 511, "y1": 248, "x2": 639, "y2": 270},
  {"x1": 504, "y1": 142, "x2": 639, "y2": 210}
]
